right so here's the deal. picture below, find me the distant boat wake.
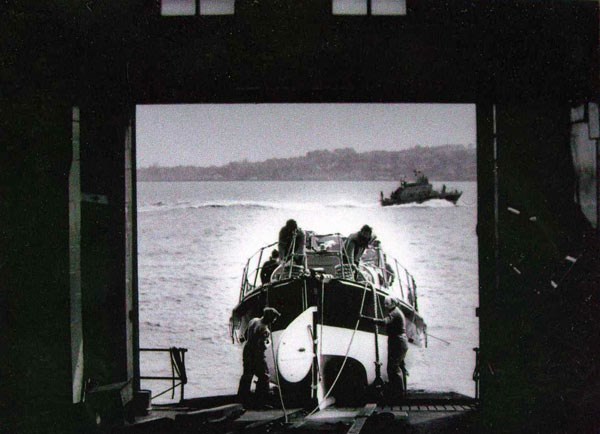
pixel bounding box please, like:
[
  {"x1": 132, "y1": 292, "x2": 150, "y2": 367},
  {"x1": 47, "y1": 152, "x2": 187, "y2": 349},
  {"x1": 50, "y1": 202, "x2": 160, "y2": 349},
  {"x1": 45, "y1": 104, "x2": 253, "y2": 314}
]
[
  {"x1": 383, "y1": 199, "x2": 457, "y2": 209},
  {"x1": 139, "y1": 199, "x2": 458, "y2": 213}
]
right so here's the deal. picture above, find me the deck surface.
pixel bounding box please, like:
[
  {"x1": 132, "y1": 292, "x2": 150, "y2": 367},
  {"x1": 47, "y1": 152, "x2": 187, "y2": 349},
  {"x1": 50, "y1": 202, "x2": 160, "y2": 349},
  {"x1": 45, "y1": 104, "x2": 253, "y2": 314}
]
[{"x1": 121, "y1": 393, "x2": 479, "y2": 433}]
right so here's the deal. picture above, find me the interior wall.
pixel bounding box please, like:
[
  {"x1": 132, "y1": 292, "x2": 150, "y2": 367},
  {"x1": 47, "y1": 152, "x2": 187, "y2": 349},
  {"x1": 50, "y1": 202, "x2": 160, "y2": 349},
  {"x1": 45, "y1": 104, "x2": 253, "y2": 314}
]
[
  {"x1": 1, "y1": 100, "x2": 75, "y2": 432},
  {"x1": 478, "y1": 102, "x2": 600, "y2": 432},
  {"x1": 80, "y1": 103, "x2": 134, "y2": 392}
]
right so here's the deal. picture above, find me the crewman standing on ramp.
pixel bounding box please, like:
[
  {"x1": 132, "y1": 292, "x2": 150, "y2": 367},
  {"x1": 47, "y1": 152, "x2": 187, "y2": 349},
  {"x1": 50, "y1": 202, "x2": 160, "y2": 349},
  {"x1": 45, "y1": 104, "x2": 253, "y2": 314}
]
[
  {"x1": 362, "y1": 296, "x2": 408, "y2": 404},
  {"x1": 237, "y1": 307, "x2": 281, "y2": 408}
]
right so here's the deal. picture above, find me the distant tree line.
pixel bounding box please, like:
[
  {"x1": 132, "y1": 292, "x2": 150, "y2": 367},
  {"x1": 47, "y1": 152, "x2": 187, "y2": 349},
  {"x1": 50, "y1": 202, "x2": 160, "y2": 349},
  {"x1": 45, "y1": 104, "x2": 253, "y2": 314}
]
[{"x1": 137, "y1": 145, "x2": 476, "y2": 181}]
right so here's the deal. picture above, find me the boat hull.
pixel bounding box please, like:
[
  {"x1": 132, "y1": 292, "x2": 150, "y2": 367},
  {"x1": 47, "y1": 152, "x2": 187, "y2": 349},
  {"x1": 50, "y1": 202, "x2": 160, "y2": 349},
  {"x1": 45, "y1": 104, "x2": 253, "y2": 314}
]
[
  {"x1": 381, "y1": 191, "x2": 462, "y2": 206},
  {"x1": 231, "y1": 276, "x2": 426, "y2": 405}
]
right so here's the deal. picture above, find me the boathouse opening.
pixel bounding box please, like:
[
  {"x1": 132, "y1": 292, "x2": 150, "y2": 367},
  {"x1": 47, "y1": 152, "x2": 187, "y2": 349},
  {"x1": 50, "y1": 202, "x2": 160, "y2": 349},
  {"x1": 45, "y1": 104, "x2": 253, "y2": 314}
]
[{"x1": 134, "y1": 103, "x2": 479, "y2": 403}]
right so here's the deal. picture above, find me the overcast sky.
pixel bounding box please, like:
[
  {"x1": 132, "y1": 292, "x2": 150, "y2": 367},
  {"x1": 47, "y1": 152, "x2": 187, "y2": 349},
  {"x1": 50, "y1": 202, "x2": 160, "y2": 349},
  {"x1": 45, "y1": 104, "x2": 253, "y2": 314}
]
[{"x1": 136, "y1": 104, "x2": 476, "y2": 168}]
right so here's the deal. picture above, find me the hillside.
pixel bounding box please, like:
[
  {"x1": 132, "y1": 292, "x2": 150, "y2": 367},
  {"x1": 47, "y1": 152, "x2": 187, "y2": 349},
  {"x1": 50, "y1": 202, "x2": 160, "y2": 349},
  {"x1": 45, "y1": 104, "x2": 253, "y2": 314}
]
[{"x1": 137, "y1": 145, "x2": 476, "y2": 181}]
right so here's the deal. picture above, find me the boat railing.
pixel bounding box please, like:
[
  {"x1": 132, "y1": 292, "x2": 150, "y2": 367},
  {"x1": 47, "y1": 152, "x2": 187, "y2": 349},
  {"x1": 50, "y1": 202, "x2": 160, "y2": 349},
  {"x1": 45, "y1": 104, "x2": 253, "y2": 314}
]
[
  {"x1": 363, "y1": 248, "x2": 419, "y2": 311},
  {"x1": 390, "y1": 257, "x2": 418, "y2": 310},
  {"x1": 238, "y1": 234, "x2": 419, "y2": 312},
  {"x1": 139, "y1": 347, "x2": 188, "y2": 403},
  {"x1": 272, "y1": 258, "x2": 307, "y2": 281},
  {"x1": 239, "y1": 242, "x2": 278, "y2": 300}
]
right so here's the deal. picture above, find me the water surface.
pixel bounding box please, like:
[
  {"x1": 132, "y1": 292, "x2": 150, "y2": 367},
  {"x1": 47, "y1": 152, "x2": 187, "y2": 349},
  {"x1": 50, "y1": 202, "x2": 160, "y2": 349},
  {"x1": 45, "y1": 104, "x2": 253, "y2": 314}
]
[{"x1": 137, "y1": 181, "x2": 479, "y2": 401}]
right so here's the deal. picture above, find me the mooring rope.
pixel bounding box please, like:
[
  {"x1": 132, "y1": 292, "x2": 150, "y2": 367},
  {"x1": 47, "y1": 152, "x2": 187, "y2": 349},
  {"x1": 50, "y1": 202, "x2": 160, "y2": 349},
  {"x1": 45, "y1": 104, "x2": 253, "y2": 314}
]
[
  {"x1": 319, "y1": 279, "x2": 325, "y2": 380},
  {"x1": 270, "y1": 325, "x2": 289, "y2": 423},
  {"x1": 425, "y1": 332, "x2": 451, "y2": 346},
  {"x1": 305, "y1": 281, "x2": 370, "y2": 418}
]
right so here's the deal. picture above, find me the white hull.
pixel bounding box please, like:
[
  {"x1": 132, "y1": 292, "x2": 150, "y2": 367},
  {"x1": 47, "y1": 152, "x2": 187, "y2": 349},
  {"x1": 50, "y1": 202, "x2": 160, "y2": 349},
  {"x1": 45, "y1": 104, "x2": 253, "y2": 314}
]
[
  {"x1": 265, "y1": 307, "x2": 417, "y2": 404},
  {"x1": 231, "y1": 232, "x2": 427, "y2": 406}
]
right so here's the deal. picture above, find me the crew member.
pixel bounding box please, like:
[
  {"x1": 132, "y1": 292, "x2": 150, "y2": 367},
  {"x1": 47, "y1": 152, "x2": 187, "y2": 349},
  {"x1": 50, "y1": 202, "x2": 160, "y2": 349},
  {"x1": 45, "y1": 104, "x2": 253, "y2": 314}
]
[
  {"x1": 278, "y1": 219, "x2": 306, "y2": 264},
  {"x1": 260, "y1": 249, "x2": 279, "y2": 284},
  {"x1": 344, "y1": 225, "x2": 376, "y2": 267},
  {"x1": 362, "y1": 296, "x2": 408, "y2": 403},
  {"x1": 237, "y1": 307, "x2": 281, "y2": 408},
  {"x1": 383, "y1": 254, "x2": 395, "y2": 286}
]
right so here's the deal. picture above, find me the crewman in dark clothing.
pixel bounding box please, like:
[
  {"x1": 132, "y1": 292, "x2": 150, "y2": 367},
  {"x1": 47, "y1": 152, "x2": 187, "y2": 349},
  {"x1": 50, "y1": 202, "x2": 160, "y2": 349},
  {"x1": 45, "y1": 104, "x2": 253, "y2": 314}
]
[
  {"x1": 384, "y1": 255, "x2": 395, "y2": 286},
  {"x1": 278, "y1": 219, "x2": 306, "y2": 264},
  {"x1": 344, "y1": 225, "x2": 376, "y2": 267},
  {"x1": 260, "y1": 249, "x2": 279, "y2": 284},
  {"x1": 237, "y1": 307, "x2": 281, "y2": 408},
  {"x1": 362, "y1": 296, "x2": 408, "y2": 403}
]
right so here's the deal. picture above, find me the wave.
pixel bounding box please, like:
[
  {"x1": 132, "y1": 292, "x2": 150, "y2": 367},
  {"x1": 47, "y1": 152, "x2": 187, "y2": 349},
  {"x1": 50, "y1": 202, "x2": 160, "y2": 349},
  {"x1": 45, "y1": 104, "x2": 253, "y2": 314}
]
[
  {"x1": 139, "y1": 199, "x2": 383, "y2": 212},
  {"x1": 138, "y1": 198, "x2": 461, "y2": 213},
  {"x1": 139, "y1": 200, "x2": 268, "y2": 212}
]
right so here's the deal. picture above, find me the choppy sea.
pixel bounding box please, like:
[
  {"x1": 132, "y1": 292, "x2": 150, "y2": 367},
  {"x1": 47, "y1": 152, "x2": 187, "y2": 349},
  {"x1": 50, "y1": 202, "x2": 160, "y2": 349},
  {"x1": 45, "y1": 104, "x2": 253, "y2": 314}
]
[{"x1": 137, "y1": 181, "x2": 479, "y2": 402}]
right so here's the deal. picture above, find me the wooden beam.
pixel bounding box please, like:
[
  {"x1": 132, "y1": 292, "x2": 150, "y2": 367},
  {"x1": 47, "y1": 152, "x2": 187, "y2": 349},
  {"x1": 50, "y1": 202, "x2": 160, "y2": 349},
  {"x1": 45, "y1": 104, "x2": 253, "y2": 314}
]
[{"x1": 346, "y1": 403, "x2": 377, "y2": 434}]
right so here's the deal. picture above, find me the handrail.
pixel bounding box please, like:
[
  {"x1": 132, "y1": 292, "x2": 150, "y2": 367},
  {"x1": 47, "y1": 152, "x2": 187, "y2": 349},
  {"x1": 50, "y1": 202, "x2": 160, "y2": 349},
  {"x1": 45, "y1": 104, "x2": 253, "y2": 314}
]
[
  {"x1": 139, "y1": 347, "x2": 188, "y2": 402},
  {"x1": 240, "y1": 241, "x2": 278, "y2": 298},
  {"x1": 237, "y1": 234, "x2": 420, "y2": 312},
  {"x1": 252, "y1": 248, "x2": 264, "y2": 289}
]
